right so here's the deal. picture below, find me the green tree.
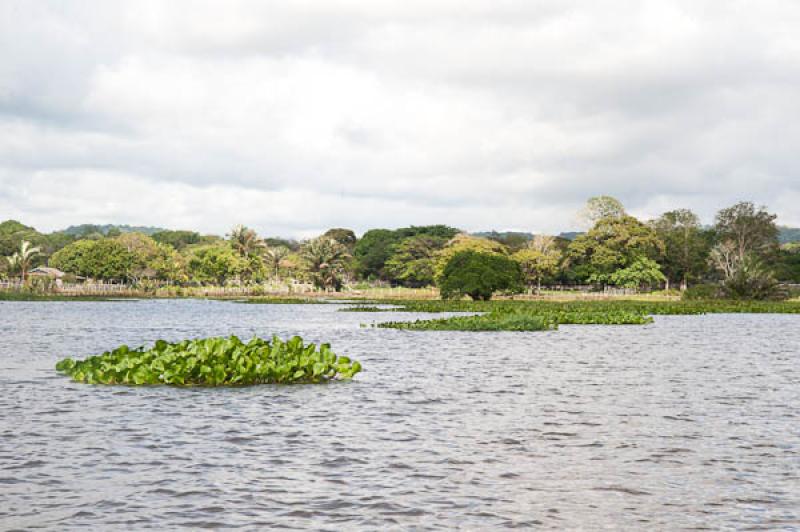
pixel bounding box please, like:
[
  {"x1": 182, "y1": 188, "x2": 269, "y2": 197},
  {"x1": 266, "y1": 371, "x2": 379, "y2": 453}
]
[
  {"x1": 482, "y1": 231, "x2": 531, "y2": 252},
  {"x1": 186, "y1": 244, "x2": 246, "y2": 285},
  {"x1": 116, "y1": 233, "x2": 185, "y2": 283},
  {"x1": 5, "y1": 253, "x2": 20, "y2": 279},
  {"x1": 354, "y1": 225, "x2": 460, "y2": 281},
  {"x1": 228, "y1": 225, "x2": 264, "y2": 259},
  {"x1": 775, "y1": 244, "x2": 800, "y2": 283},
  {"x1": 512, "y1": 235, "x2": 562, "y2": 292},
  {"x1": 49, "y1": 240, "x2": 97, "y2": 277},
  {"x1": 0, "y1": 220, "x2": 46, "y2": 264},
  {"x1": 51, "y1": 239, "x2": 135, "y2": 281},
  {"x1": 714, "y1": 201, "x2": 779, "y2": 262},
  {"x1": 434, "y1": 234, "x2": 508, "y2": 283},
  {"x1": 568, "y1": 215, "x2": 664, "y2": 286},
  {"x1": 579, "y1": 196, "x2": 626, "y2": 226},
  {"x1": 439, "y1": 251, "x2": 523, "y2": 301},
  {"x1": 651, "y1": 209, "x2": 710, "y2": 290},
  {"x1": 322, "y1": 228, "x2": 357, "y2": 248},
  {"x1": 151, "y1": 230, "x2": 202, "y2": 250},
  {"x1": 264, "y1": 246, "x2": 291, "y2": 279},
  {"x1": 384, "y1": 235, "x2": 448, "y2": 287},
  {"x1": 708, "y1": 202, "x2": 781, "y2": 299},
  {"x1": 609, "y1": 256, "x2": 666, "y2": 288},
  {"x1": 353, "y1": 229, "x2": 400, "y2": 280},
  {"x1": 300, "y1": 237, "x2": 351, "y2": 291},
  {"x1": 4, "y1": 240, "x2": 41, "y2": 281}
]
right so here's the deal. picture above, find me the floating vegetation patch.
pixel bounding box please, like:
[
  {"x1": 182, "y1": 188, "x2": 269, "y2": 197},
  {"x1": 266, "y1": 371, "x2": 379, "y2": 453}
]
[
  {"x1": 374, "y1": 308, "x2": 653, "y2": 331},
  {"x1": 377, "y1": 311, "x2": 554, "y2": 331},
  {"x1": 372, "y1": 299, "x2": 800, "y2": 316},
  {"x1": 237, "y1": 297, "x2": 327, "y2": 304},
  {"x1": 55, "y1": 335, "x2": 362, "y2": 386},
  {"x1": 545, "y1": 311, "x2": 654, "y2": 325}
]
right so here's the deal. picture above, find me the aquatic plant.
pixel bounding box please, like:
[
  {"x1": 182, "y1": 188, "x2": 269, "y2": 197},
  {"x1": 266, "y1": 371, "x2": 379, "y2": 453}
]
[
  {"x1": 55, "y1": 335, "x2": 362, "y2": 386},
  {"x1": 372, "y1": 298, "x2": 800, "y2": 316},
  {"x1": 375, "y1": 307, "x2": 652, "y2": 331},
  {"x1": 377, "y1": 312, "x2": 555, "y2": 331},
  {"x1": 239, "y1": 297, "x2": 326, "y2": 304},
  {"x1": 367, "y1": 296, "x2": 800, "y2": 331}
]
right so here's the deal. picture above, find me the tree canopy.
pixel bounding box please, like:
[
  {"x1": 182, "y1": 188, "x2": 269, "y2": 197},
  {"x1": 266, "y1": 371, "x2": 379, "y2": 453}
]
[
  {"x1": 439, "y1": 251, "x2": 523, "y2": 301},
  {"x1": 568, "y1": 215, "x2": 664, "y2": 286}
]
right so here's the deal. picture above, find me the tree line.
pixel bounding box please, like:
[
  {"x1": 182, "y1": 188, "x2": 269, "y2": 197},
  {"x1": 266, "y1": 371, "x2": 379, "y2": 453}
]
[{"x1": 1, "y1": 197, "x2": 799, "y2": 299}]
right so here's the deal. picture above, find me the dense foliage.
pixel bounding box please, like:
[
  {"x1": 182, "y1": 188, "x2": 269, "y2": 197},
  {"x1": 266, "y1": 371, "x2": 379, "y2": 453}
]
[
  {"x1": 568, "y1": 215, "x2": 664, "y2": 286},
  {"x1": 55, "y1": 335, "x2": 362, "y2": 386},
  {"x1": 2, "y1": 197, "x2": 799, "y2": 297},
  {"x1": 439, "y1": 251, "x2": 523, "y2": 301}
]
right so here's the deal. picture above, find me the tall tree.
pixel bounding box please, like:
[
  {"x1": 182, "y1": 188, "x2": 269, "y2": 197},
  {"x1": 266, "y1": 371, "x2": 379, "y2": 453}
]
[
  {"x1": 10, "y1": 241, "x2": 42, "y2": 282},
  {"x1": 264, "y1": 246, "x2": 290, "y2": 279},
  {"x1": 151, "y1": 230, "x2": 202, "y2": 250},
  {"x1": 321, "y1": 228, "x2": 357, "y2": 248},
  {"x1": 568, "y1": 215, "x2": 664, "y2": 286},
  {"x1": 384, "y1": 234, "x2": 448, "y2": 287},
  {"x1": 300, "y1": 237, "x2": 351, "y2": 291},
  {"x1": 512, "y1": 235, "x2": 563, "y2": 292},
  {"x1": 433, "y1": 234, "x2": 508, "y2": 283},
  {"x1": 186, "y1": 244, "x2": 246, "y2": 285},
  {"x1": 579, "y1": 196, "x2": 626, "y2": 227},
  {"x1": 714, "y1": 201, "x2": 779, "y2": 261},
  {"x1": 651, "y1": 209, "x2": 710, "y2": 290},
  {"x1": 353, "y1": 229, "x2": 401, "y2": 280},
  {"x1": 227, "y1": 225, "x2": 264, "y2": 259}
]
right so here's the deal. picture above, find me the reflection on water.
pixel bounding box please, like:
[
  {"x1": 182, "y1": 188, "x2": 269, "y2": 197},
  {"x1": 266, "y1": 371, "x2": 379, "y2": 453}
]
[{"x1": 1, "y1": 300, "x2": 799, "y2": 530}]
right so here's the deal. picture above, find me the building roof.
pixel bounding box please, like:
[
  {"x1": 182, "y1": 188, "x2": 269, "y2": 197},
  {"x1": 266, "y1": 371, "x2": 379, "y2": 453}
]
[{"x1": 28, "y1": 267, "x2": 66, "y2": 278}]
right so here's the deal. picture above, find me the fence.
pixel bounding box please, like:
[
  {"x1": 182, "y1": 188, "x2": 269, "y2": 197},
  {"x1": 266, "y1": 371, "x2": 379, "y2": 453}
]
[{"x1": 1, "y1": 279, "x2": 649, "y2": 299}]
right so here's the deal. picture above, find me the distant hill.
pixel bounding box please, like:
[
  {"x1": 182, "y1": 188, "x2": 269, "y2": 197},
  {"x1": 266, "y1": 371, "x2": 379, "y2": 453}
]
[
  {"x1": 779, "y1": 226, "x2": 800, "y2": 244},
  {"x1": 472, "y1": 231, "x2": 534, "y2": 241},
  {"x1": 472, "y1": 230, "x2": 584, "y2": 242},
  {"x1": 61, "y1": 224, "x2": 166, "y2": 236},
  {"x1": 557, "y1": 231, "x2": 583, "y2": 241}
]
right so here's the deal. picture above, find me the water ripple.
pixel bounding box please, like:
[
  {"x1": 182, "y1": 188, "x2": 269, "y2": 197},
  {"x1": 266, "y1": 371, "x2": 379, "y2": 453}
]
[{"x1": 1, "y1": 300, "x2": 799, "y2": 530}]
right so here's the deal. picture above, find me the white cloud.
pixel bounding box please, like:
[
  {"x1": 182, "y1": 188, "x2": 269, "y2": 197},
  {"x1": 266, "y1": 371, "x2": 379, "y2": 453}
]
[{"x1": 1, "y1": 0, "x2": 799, "y2": 235}]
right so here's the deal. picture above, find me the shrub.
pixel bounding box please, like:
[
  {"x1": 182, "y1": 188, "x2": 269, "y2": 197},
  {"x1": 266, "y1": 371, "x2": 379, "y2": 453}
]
[
  {"x1": 720, "y1": 255, "x2": 781, "y2": 300},
  {"x1": 682, "y1": 284, "x2": 722, "y2": 300},
  {"x1": 439, "y1": 251, "x2": 523, "y2": 301},
  {"x1": 55, "y1": 335, "x2": 362, "y2": 386}
]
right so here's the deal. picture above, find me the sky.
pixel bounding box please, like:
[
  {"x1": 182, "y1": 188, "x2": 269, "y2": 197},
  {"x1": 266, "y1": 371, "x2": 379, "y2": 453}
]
[{"x1": 1, "y1": 0, "x2": 799, "y2": 238}]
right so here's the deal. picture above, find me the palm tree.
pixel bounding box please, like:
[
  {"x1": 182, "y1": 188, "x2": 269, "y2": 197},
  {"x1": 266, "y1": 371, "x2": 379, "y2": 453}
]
[
  {"x1": 227, "y1": 225, "x2": 264, "y2": 258},
  {"x1": 11, "y1": 241, "x2": 41, "y2": 282},
  {"x1": 6, "y1": 253, "x2": 21, "y2": 279},
  {"x1": 300, "y1": 237, "x2": 350, "y2": 291},
  {"x1": 264, "y1": 246, "x2": 290, "y2": 279}
]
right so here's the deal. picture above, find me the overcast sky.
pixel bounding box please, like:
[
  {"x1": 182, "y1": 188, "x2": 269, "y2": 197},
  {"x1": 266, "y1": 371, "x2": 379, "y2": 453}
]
[{"x1": 1, "y1": 1, "x2": 798, "y2": 237}]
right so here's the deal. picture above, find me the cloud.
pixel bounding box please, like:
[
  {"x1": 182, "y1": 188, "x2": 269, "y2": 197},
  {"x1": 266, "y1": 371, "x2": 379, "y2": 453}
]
[{"x1": 1, "y1": 0, "x2": 799, "y2": 236}]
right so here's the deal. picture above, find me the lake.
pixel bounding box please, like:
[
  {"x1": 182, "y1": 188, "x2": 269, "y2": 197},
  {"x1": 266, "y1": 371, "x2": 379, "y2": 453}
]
[{"x1": 1, "y1": 299, "x2": 799, "y2": 530}]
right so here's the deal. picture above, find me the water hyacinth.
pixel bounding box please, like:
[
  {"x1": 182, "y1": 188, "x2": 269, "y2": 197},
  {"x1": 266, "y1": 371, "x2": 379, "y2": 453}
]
[
  {"x1": 377, "y1": 312, "x2": 555, "y2": 331},
  {"x1": 55, "y1": 335, "x2": 362, "y2": 386},
  {"x1": 374, "y1": 308, "x2": 653, "y2": 331}
]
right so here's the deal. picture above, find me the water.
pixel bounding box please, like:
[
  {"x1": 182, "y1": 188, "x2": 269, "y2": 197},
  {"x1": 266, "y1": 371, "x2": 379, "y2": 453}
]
[{"x1": 1, "y1": 299, "x2": 799, "y2": 530}]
